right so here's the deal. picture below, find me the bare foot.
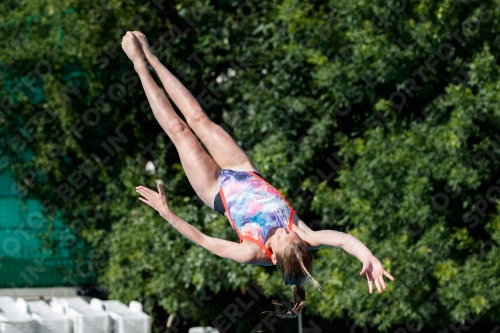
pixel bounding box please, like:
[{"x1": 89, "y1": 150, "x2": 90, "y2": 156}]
[
  {"x1": 131, "y1": 31, "x2": 156, "y2": 66},
  {"x1": 121, "y1": 31, "x2": 145, "y2": 64}
]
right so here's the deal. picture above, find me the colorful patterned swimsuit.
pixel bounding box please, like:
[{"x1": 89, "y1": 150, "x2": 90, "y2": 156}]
[{"x1": 214, "y1": 169, "x2": 296, "y2": 259}]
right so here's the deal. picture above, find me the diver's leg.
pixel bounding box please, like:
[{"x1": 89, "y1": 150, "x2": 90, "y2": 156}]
[
  {"x1": 132, "y1": 31, "x2": 257, "y2": 172},
  {"x1": 122, "y1": 32, "x2": 220, "y2": 207}
]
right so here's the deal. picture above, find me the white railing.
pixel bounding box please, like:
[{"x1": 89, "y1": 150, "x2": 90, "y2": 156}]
[{"x1": 0, "y1": 296, "x2": 151, "y2": 333}]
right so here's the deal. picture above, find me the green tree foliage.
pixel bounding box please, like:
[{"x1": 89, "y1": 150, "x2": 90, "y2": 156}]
[{"x1": 2, "y1": 0, "x2": 500, "y2": 331}]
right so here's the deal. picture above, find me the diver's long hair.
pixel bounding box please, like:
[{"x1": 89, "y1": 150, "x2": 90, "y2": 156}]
[{"x1": 268, "y1": 240, "x2": 321, "y2": 319}]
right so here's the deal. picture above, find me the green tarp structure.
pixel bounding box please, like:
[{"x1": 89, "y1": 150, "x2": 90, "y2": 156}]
[{"x1": 0, "y1": 171, "x2": 96, "y2": 288}]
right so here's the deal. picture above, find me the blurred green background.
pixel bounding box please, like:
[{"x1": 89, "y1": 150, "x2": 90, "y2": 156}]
[{"x1": 1, "y1": 0, "x2": 500, "y2": 332}]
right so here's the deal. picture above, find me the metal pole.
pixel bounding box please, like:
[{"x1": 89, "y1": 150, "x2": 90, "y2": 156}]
[{"x1": 298, "y1": 311, "x2": 303, "y2": 333}]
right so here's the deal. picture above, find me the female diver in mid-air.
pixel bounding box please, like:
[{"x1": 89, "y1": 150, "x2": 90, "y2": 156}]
[{"x1": 121, "y1": 31, "x2": 394, "y2": 317}]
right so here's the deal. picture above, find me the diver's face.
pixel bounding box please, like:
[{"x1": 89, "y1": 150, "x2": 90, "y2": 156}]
[{"x1": 272, "y1": 228, "x2": 302, "y2": 253}]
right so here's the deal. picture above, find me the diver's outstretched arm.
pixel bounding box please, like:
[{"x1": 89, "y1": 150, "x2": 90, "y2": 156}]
[
  {"x1": 135, "y1": 184, "x2": 255, "y2": 263},
  {"x1": 297, "y1": 218, "x2": 395, "y2": 294},
  {"x1": 308, "y1": 230, "x2": 374, "y2": 260}
]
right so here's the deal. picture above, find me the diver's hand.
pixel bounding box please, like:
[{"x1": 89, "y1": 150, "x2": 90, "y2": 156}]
[
  {"x1": 359, "y1": 255, "x2": 395, "y2": 294},
  {"x1": 136, "y1": 183, "x2": 171, "y2": 218}
]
